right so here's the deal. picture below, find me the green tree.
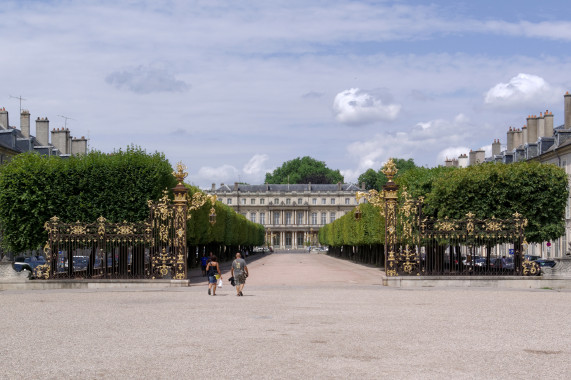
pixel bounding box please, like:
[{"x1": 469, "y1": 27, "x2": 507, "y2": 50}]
[
  {"x1": 357, "y1": 169, "x2": 378, "y2": 190},
  {"x1": 357, "y1": 158, "x2": 417, "y2": 190},
  {"x1": 0, "y1": 147, "x2": 176, "y2": 253},
  {"x1": 427, "y1": 162, "x2": 568, "y2": 243},
  {"x1": 265, "y1": 156, "x2": 344, "y2": 184}
]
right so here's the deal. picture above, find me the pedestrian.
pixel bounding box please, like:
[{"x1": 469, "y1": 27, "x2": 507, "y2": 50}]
[
  {"x1": 231, "y1": 252, "x2": 249, "y2": 296},
  {"x1": 205, "y1": 255, "x2": 221, "y2": 296},
  {"x1": 200, "y1": 253, "x2": 209, "y2": 277}
]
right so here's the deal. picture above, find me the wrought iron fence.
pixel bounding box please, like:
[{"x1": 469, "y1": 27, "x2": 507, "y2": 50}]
[
  {"x1": 385, "y1": 205, "x2": 539, "y2": 276},
  {"x1": 378, "y1": 158, "x2": 539, "y2": 277},
  {"x1": 35, "y1": 164, "x2": 191, "y2": 280}
]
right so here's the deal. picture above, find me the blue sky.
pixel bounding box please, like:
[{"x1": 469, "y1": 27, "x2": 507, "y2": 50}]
[{"x1": 2, "y1": 0, "x2": 571, "y2": 187}]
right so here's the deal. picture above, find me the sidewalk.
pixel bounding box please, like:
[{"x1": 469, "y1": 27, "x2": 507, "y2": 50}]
[{"x1": 1, "y1": 252, "x2": 570, "y2": 379}]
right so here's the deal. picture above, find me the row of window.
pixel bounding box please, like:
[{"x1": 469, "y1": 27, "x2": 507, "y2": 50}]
[
  {"x1": 248, "y1": 211, "x2": 338, "y2": 225},
  {"x1": 226, "y1": 197, "x2": 355, "y2": 205}
]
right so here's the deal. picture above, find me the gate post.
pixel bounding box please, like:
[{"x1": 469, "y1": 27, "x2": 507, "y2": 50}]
[
  {"x1": 382, "y1": 159, "x2": 399, "y2": 276},
  {"x1": 172, "y1": 162, "x2": 189, "y2": 280}
]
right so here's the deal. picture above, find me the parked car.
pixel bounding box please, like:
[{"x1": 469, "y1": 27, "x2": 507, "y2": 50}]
[
  {"x1": 12, "y1": 256, "x2": 46, "y2": 273},
  {"x1": 534, "y1": 259, "x2": 556, "y2": 268},
  {"x1": 64, "y1": 256, "x2": 90, "y2": 270}
]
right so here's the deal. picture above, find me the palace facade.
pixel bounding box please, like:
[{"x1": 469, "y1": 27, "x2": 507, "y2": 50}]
[{"x1": 208, "y1": 182, "x2": 365, "y2": 249}]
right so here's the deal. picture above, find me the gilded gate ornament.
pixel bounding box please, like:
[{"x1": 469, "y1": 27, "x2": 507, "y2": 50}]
[
  {"x1": 377, "y1": 157, "x2": 530, "y2": 277},
  {"x1": 40, "y1": 162, "x2": 195, "y2": 281}
]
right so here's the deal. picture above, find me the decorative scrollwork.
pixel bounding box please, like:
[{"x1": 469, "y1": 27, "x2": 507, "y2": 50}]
[
  {"x1": 152, "y1": 248, "x2": 174, "y2": 278},
  {"x1": 522, "y1": 259, "x2": 540, "y2": 276},
  {"x1": 116, "y1": 222, "x2": 135, "y2": 235},
  {"x1": 381, "y1": 158, "x2": 398, "y2": 181},
  {"x1": 485, "y1": 217, "x2": 503, "y2": 232},
  {"x1": 70, "y1": 223, "x2": 87, "y2": 235},
  {"x1": 173, "y1": 161, "x2": 188, "y2": 185},
  {"x1": 436, "y1": 217, "x2": 458, "y2": 232}
]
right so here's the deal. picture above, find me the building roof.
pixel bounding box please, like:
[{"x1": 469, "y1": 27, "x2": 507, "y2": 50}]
[{"x1": 212, "y1": 183, "x2": 361, "y2": 193}]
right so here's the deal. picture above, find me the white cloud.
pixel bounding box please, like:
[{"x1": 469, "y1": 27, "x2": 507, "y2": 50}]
[
  {"x1": 333, "y1": 88, "x2": 401, "y2": 126},
  {"x1": 106, "y1": 64, "x2": 189, "y2": 94},
  {"x1": 343, "y1": 115, "x2": 478, "y2": 182},
  {"x1": 484, "y1": 73, "x2": 559, "y2": 108},
  {"x1": 197, "y1": 165, "x2": 239, "y2": 184},
  {"x1": 436, "y1": 146, "x2": 470, "y2": 163},
  {"x1": 243, "y1": 154, "x2": 269, "y2": 176}
]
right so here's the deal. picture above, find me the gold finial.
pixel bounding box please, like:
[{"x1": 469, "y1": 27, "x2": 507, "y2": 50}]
[
  {"x1": 173, "y1": 161, "x2": 188, "y2": 185},
  {"x1": 381, "y1": 158, "x2": 398, "y2": 182}
]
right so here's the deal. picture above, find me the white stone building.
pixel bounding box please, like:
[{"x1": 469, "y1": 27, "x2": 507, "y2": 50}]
[{"x1": 208, "y1": 182, "x2": 364, "y2": 249}]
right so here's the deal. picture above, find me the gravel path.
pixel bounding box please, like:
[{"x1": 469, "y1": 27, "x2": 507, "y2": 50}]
[{"x1": 1, "y1": 252, "x2": 570, "y2": 379}]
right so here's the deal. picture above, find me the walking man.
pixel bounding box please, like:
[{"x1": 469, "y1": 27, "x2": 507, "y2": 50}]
[{"x1": 231, "y1": 252, "x2": 249, "y2": 296}]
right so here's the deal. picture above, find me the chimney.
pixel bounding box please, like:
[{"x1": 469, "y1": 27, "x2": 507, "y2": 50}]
[
  {"x1": 457, "y1": 154, "x2": 468, "y2": 168},
  {"x1": 51, "y1": 127, "x2": 70, "y2": 154},
  {"x1": 537, "y1": 113, "x2": 545, "y2": 138},
  {"x1": 35, "y1": 117, "x2": 50, "y2": 146},
  {"x1": 522, "y1": 125, "x2": 528, "y2": 145},
  {"x1": 444, "y1": 158, "x2": 453, "y2": 167},
  {"x1": 513, "y1": 128, "x2": 523, "y2": 148},
  {"x1": 68, "y1": 132, "x2": 73, "y2": 155},
  {"x1": 527, "y1": 115, "x2": 538, "y2": 143},
  {"x1": 337, "y1": 182, "x2": 342, "y2": 191},
  {"x1": 475, "y1": 150, "x2": 485, "y2": 164},
  {"x1": 20, "y1": 110, "x2": 30, "y2": 137},
  {"x1": 544, "y1": 110, "x2": 554, "y2": 137},
  {"x1": 70, "y1": 136, "x2": 88, "y2": 155},
  {"x1": 507, "y1": 127, "x2": 514, "y2": 151},
  {"x1": 492, "y1": 139, "x2": 501, "y2": 156},
  {"x1": 234, "y1": 182, "x2": 238, "y2": 191},
  {"x1": 211, "y1": 183, "x2": 216, "y2": 191},
  {"x1": 0, "y1": 107, "x2": 8, "y2": 130},
  {"x1": 564, "y1": 91, "x2": 571, "y2": 128},
  {"x1": 360, "y1": 182, "x2": 365, "y2": 190},
  {"x1": 308, "y1": 182, "x2": 312, "y2": 191},
  {"x1": 468, "y1": 150, "x2": 476, "y2": 166}
]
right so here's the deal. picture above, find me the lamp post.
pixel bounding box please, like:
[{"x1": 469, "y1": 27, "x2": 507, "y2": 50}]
[{"x1": 354, "y1": 158, "x2": 399, "y2": 275}]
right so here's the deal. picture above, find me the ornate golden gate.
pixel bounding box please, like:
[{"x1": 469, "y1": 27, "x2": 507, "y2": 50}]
[
  {"x1": 357, "y1": 159, "x2": 539, "y2": 277},
  {"x1": 35, "y1": 163, "x2": 212, "y2": 280}
]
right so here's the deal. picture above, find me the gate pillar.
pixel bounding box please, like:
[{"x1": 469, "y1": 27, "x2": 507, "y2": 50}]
[
  {"x1": 172, "y1": 162, "x2": 189, "y2": 280},
  {"x1": 382, "y1": 159, "x2": 399, "y2": 276}
]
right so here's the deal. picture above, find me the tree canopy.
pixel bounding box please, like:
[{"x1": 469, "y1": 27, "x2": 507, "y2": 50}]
[
  {"x1": 265, "y1": 156, "x2": 344, "y2": 184},
  {"x1": 186, "y1": 185, "x2": 264, "y2": 247},
  {"x1": 357, "y1": 158, "x2": 416, "y2": 190},
  {"x1": 426, "y1": 162, "x2": 568, "y2": 243},
  {"x1": 0, "y1": 148, "x2": 266, "y2": 254},
  {"x1": 322, "y1": 161, "x2": 568, "y2": 246},
  {"x1": 0, "y1": 147, "x2": 177, "y2": 253}
]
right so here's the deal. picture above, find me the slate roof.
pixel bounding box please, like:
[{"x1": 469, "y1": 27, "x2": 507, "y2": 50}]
[{"x1": 213, "y1": 183, "x2": 361, "y2": 193}]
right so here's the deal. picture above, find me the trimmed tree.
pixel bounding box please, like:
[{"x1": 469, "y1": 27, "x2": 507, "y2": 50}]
[
  {"x1": 0, "y1": 147, "x2": 177, "y2": 253},
  {"x1": 265, "y1": 156, "x2": 343, "y2": 184}
]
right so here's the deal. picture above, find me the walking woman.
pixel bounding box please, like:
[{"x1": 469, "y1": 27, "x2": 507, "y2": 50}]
[{"x1": 205, "y1": 255, "x2": 221, "y2": 296}]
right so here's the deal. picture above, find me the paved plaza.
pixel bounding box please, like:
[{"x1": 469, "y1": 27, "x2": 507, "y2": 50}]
[{"x1": 1, "y1": 252, "x2": 570, "y2": 379}]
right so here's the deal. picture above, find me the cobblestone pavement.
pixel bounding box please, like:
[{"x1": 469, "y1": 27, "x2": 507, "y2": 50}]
[{"x1": 1, "y1": 252, "x2": 570, "y2": 379}]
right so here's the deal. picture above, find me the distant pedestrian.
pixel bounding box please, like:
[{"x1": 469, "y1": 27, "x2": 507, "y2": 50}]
[
  {"x1": 205, "y1": 255, "x2": 221, "y2": 296},
  {"x1": 231, "y1": 252, "x2": 249, "y2": 296},
  {"x1": 200, "y1": 253, "x2": 209, "y2": 277}
]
